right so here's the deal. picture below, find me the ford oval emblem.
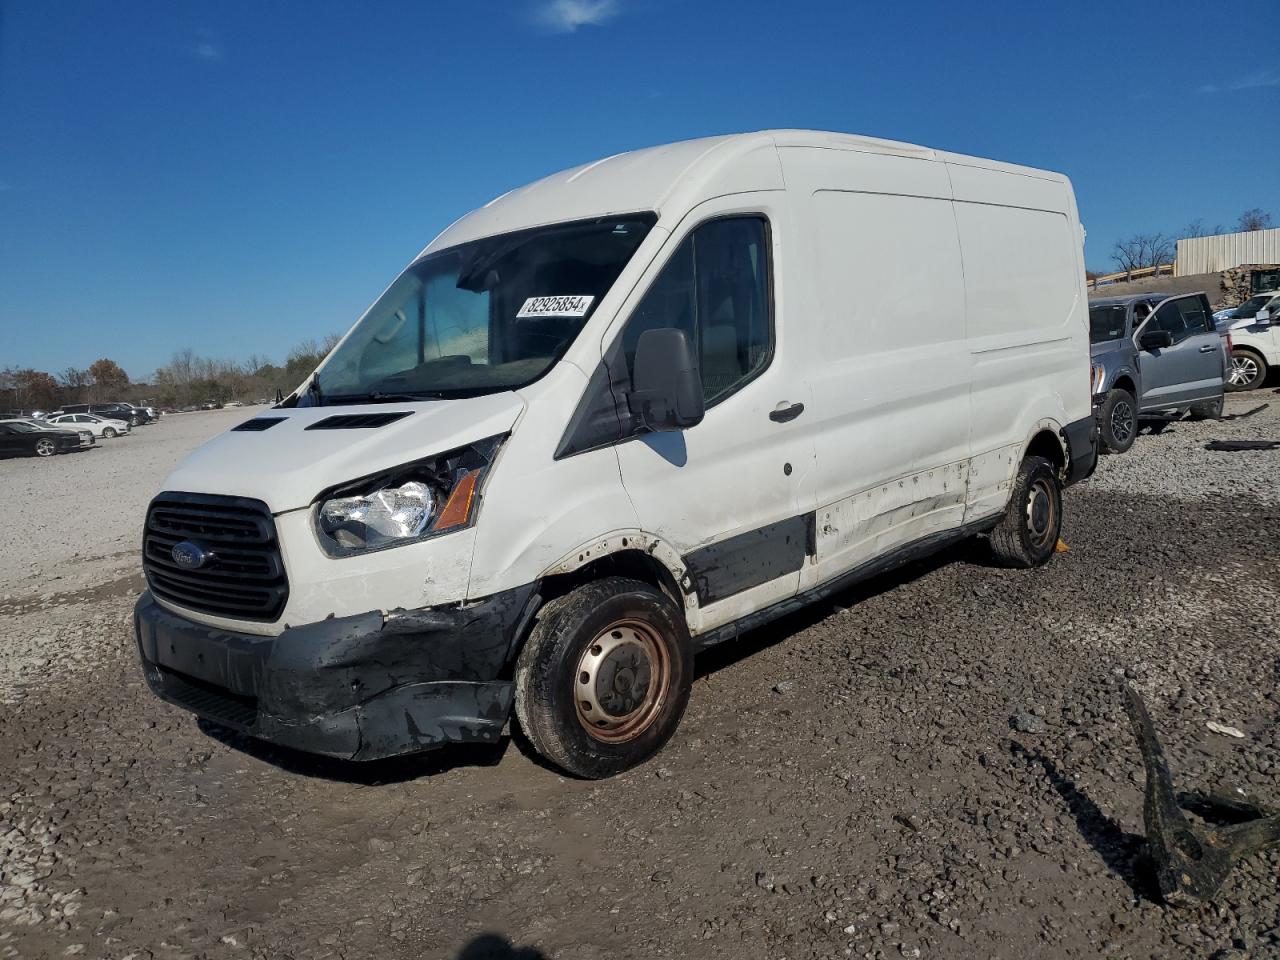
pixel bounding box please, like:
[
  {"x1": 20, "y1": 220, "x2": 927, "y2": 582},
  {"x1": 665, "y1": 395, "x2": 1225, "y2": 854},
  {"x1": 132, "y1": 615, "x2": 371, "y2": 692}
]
[{"x1": 171, "y1": 540, "x2": 211, "y2": 570}]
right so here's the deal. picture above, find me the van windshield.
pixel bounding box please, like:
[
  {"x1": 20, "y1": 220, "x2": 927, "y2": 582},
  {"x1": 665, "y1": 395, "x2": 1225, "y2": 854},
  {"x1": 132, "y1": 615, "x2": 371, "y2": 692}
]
[
  {"x1": 1089, "y1": 305, "x2": 1127, "y2": 343},
  {"x1": 309, "y1": 215, "x2": 656, "y2": 404}
]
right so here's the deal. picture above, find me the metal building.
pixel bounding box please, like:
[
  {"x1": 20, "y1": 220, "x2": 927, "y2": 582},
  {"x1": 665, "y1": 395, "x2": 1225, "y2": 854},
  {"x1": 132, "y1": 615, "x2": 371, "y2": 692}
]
[{"x1": 1176, "y1": 227, "x2": 1280, "y2": 275}]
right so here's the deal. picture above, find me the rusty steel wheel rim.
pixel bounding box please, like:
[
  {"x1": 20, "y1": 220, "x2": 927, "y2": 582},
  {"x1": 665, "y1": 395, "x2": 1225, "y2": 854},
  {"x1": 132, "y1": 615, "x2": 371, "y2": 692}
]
[
  {"x1": 1025, "y1": 476, "x2": 1057, "y2": 551},
  {"x1": 574, "y1": 618, "x2": 670, "y2": 744}
]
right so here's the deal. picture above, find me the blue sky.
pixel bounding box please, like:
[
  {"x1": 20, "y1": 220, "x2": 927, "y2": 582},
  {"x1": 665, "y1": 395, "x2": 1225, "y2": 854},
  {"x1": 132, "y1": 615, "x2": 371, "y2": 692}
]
[{"x1": 1, "y1": 0, "x2": 1277, "y2": 379}]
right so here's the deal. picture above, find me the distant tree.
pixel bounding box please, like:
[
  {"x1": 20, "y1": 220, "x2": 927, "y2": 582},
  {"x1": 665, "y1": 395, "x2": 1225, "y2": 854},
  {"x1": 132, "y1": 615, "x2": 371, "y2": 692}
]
[
  {"x1": 169, "y1": 348, "x2": 196, "y2": 385},
  {"x1": 284, "y1": 334, "x2": 342, "y2": 385},
  {"x1": 58, "y1": 367, "x2": 91, "y2": 404},
  {"x1": 1236, "y1": 208, "x2": 1273, "y2": 232},
  {"x1": 89, "y1": 358, "x2": 129, "y2": 387},
  {"x1": 2, "y1": 368, "x2": 61, "y2": 409},
  {"x1": 88, "y1": 358, "x2": 130, "y2": 401},
  {"x1": 1179, "y1": 219, "x2": 1226, "y2": 240},
  {"x1": 1111, "y1": 233, "x2": 1174, "y2": 272}
]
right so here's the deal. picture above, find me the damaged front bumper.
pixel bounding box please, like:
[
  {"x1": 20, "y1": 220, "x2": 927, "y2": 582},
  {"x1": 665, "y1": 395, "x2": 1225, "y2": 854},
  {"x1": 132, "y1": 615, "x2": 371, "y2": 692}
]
[{"x1": 134, "y1": 585, "x2": 537, "y2": 761}]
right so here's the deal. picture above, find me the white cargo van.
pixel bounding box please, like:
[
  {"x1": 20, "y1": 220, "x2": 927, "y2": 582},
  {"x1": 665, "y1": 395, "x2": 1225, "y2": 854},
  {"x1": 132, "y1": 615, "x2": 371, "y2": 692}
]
[{"x1": 135, "y1": 131, "x2": 1096, "y2": 778}]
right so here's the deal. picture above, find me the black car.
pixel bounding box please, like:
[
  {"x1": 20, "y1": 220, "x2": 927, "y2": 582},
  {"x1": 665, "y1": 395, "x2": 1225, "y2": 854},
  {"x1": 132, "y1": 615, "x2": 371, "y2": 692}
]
[
  {"x1": 60, "y1": 402, "x2": 151, "y2": 426},
  {"x1": 0, "y1": 421, "x2": 91, "y2": 457}
]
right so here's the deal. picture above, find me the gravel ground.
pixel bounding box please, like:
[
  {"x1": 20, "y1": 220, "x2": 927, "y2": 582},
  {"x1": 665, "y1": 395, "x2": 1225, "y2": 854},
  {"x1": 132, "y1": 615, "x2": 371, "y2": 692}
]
[
  {"x1": 1, "y1": 393, "x2": 1278, "y2": 960},
  {"x1": 0, "y1": 410, "x2": 257, "y2": 598}
]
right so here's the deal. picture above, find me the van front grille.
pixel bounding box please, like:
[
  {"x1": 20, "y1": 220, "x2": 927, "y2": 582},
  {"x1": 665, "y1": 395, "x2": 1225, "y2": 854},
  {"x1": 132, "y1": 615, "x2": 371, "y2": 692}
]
[{"x1": 143, "y1": 493, "x2": 289, "y2": 621}]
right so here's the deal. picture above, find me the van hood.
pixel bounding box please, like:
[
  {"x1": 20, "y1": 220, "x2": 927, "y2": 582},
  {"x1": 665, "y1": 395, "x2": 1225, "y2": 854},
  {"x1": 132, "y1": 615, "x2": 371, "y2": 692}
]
[{"x1": 162, "y1": 393, "x2": 526, "y2": 513}]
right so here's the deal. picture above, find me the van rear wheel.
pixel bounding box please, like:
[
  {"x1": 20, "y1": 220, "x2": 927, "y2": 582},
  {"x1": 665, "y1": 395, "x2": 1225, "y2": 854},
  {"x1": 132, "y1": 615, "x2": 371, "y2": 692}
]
[
  {"x1": 514, "y1": 577, "x2": 692, "y2": 779},
  {"x1": 988, "y1": 455, "x2": 1062, "y2": 569}
]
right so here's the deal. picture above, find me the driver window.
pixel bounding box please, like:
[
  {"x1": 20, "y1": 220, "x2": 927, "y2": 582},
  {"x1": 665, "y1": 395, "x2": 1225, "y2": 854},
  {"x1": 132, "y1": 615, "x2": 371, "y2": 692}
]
[
  {"x1": 620, "y1": 216, "x2": 772, "y2": 405},
  {"x1": 1176, "y1": 297, "x2": 1210, "y2": 332},
  {"x1": 1150, "y1": 301, "x2": 1190, "y2": 342}
]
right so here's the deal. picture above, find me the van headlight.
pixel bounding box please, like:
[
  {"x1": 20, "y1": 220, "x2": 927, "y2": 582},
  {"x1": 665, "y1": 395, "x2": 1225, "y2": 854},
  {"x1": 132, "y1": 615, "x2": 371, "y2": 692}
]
[{"x1": 314, "y1": 435, "x2": 504, "y2": 556}]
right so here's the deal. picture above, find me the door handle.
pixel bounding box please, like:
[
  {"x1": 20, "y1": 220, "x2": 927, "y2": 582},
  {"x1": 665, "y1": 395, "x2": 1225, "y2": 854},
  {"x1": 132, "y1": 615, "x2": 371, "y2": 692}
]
[
  {"x1": 1199, "y1": 344, "x2": 1216, "y2": 353},
  {"x1": 769, "y1": 401, "x2": 805, "y2": 423}
]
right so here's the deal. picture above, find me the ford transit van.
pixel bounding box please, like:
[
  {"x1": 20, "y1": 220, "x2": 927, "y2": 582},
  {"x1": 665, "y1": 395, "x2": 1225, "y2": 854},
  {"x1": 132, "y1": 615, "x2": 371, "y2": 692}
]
[{"x1": 135, "y1": 131, "x2": 1096, "y2": 778}]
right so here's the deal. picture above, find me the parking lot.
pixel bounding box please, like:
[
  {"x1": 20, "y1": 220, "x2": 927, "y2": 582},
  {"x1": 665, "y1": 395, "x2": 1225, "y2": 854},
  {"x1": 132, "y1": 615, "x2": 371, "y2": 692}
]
[{"x1": 1, "y1": 399, "x2": 1278, "y2": 960}]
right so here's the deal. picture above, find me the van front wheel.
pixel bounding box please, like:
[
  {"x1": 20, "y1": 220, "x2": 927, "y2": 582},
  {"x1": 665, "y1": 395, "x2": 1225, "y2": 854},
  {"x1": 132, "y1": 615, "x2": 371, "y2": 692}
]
[
  {"x1": 514, "y1": 577, "x2": 693, "y2": 779},
  {"x1": 988, "y1": 455, "x2": 1062, "y2": 569}
]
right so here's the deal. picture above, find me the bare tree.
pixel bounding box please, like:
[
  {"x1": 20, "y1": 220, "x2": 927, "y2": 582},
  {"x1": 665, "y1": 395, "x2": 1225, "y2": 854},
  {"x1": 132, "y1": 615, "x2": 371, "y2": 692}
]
[
  {"x1": 169, "y1": 348, "x2": 195, "y2": 385},
  {"x1": 58, "y1": 367, "x2": 91, "y2": 403},
  {"x1": 1236, "y1": 208, "x2": 1273, "y2": 232},
  {"x1": 1111, "y1": 233, "x2": 1174, "y2": 272}
]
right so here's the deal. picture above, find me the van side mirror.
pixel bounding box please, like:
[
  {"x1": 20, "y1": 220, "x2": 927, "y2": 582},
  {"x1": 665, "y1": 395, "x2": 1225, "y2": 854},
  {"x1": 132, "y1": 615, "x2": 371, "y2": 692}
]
[
  {"x1": 1138, "y1": 329, "x2": 1173, "y2": 351},
  {"x1": 628, "y1": 328, "x2": 705, "y2": 432},
  {"x1": 1258, "y1": 309, "x2": 1272, "y2": 323}
]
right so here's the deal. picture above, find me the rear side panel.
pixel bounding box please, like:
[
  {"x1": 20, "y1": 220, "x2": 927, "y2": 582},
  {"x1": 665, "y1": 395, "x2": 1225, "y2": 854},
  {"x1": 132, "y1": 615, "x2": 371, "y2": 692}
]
[{"x1": 947, "y1": 163, "x2": 1088, "y2": 517}]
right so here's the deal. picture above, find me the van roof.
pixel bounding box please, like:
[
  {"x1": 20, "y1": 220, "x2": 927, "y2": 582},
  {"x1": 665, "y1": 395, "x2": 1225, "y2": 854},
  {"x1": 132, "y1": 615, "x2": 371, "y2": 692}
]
[{"x1": 420, "y1": 130, "x2": 1070, "y2": 257}]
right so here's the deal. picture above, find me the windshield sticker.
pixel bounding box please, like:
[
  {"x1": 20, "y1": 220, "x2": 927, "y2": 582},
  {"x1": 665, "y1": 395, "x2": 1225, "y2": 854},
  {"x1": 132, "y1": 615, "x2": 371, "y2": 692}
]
[{"x1": 516, "y1": 295, "x2": 594, "y2": 319}]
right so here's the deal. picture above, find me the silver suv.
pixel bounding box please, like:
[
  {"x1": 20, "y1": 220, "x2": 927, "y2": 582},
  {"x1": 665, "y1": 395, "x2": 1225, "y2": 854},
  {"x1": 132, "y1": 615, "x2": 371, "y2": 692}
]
[{"x1": 1088, "y1": 292, "x2": 1228, "y2": 453}]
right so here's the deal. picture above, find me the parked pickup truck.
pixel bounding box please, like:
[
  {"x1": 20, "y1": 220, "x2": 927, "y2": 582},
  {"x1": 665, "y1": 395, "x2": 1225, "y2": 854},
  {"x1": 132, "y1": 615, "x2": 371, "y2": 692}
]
[{"x1": 1089, "y1": 292, "x2": 1227, "y2": 453}]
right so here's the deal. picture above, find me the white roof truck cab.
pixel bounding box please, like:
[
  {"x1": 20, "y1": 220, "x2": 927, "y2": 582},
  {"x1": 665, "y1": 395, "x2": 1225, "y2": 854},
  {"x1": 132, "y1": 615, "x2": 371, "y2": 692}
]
[{"x1": 135, "y1": 130, "x2": 1096, "y2": 779}]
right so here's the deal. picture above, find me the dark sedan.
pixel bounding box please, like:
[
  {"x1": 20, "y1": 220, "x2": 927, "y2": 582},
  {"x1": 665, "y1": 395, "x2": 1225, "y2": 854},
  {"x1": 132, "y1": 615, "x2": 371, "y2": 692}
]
[{"x1": 0, "y1": 420, "x2": 93, "y2": 457}]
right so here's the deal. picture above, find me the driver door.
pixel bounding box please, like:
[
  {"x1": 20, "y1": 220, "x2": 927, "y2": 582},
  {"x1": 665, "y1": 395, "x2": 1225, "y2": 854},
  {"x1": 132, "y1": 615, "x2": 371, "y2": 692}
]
[
  {"x1": 1135, "y1": 294, "x2": 1223, "y2": 410},
  {"x1": 606, "y1": 204, "x2": 816, "y2": 635}
]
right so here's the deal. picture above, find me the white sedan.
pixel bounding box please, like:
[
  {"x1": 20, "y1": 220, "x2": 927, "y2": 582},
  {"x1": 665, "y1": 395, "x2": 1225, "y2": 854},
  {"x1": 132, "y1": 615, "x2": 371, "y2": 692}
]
[{"x1": 46, "y1": 412, "x2": 132, "y2": 438}]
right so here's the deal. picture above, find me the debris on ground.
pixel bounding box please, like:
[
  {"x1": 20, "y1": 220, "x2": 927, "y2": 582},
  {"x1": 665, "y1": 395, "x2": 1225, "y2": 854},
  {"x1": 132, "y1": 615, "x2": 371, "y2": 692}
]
[
  {"x1": 1204, "y1": 439, "x2": 1280, "y2": 451},
  {"x1": 1206, "y1": 720, "x2": 1247, "y2": 739},
  {"x1": 1122, "y1": 685, "x2": 1280, "y2": 907},
  {"x1": 1220, "y1": 403, "x2": 1269, "y2": 421}
]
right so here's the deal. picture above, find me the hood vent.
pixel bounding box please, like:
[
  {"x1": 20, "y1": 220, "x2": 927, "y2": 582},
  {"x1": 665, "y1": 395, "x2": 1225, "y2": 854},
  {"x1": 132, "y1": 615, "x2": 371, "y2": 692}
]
[
  {"x1": 232, "y1": 417, "x2": 287, "y2": 432},
  {"x1": 305, "y1": 411, "x2": 414, "y2": 430}
]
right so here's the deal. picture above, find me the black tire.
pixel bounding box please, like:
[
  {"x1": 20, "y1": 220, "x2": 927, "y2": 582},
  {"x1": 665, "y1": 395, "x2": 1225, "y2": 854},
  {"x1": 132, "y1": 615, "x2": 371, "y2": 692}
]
[
  {"x1": 1188, "y1": 393, "x2": 1224, "y2": 420},
  {"x1": 103, "y1": 427, "x2": 117, "y2": 438},
  {"x1": 1098, "y1": 388, "x2": 1137, "y2": 454},
  {"x1": 34, "y1": 438, "x2": 57, "y2": 458},
  {"x1": 1226, "y1": 350, "x2": 1266, "y2": 392},
  {"x1": 988, "y1": 455, "x2": 1062, "y2": 569},
  {"x1": 514, "y1": 577, "x2": 693, "y2": 779}
]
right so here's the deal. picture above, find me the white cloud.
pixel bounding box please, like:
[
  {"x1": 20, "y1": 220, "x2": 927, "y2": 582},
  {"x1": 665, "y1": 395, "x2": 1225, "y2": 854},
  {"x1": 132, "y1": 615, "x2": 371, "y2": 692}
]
[
  {"x1": 193, "y1": 29, "x2": 223, "y2": 62},
  {"x1": 1199, "y1": 70, "x2": 1279, "y2": 94},
  {"x1": 537, "y1": 0, "x2": 620, "y2": 33}
]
